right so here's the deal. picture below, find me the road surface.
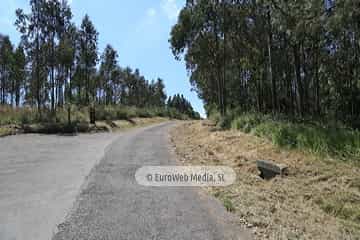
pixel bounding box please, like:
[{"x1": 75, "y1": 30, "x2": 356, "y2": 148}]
[
  {"x1": 0, "y1": 132, "x2": 119, "y2": 240},
  {"x1": 0, "y1": 122, "x2": 250, "y2": 240}
]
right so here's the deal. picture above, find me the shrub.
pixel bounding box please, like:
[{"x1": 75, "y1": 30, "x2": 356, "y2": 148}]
[
  {"x1": 136, "y1": 108, "x2": 154, "y2": 118},
  {"x1": 272, "y1": 124, "x2": 298, "y2": 148},
  {"x1": 231, "y1": 113, "x2": 264, "y2": 133},
  {"x1": 217, "y1": 111, "x2": 236, "y2": 129},
  {"x1": 116, "y1": 107, "x2": 131, "y2": 120},
  {"x1": 209, "y1": 110, "x2": 221, "y2": 125},
  {"x1": 167, "y1": 108, "x2": 188, "y2": 120}
]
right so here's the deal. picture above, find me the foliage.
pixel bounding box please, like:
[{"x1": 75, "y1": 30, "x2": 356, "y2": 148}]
[
  {"x1": 167, "y1": 94, "x2": 201, "y2": 120},
  {"x1": 230, "y1": 112, "x2": 360, "y2": 161},
  {"x1": 170, "y1": 0, "x2": 360, "y2": 127}
]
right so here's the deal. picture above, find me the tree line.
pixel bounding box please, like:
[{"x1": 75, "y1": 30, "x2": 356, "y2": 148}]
[
  {"x1": 170, "y1": 0, "x2": 360, "y2": 126},
  {"x1": 0, "y1": 0, "x2": 198, "y2": 120},
  {"x1": 167, "y1": 94, "x2": 201, "y2": 119}
]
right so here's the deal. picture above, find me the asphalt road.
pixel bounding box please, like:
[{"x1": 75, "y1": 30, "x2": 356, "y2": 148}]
[
  {"x1": 53, "y1": 122, "x2": 250, "y2": 240},
  {"x1": 0, "y1": 132, "x2": 119, "y2": 240},
  {"x1": 0, "y1": 122, "x2": 250, "y2": 240}
]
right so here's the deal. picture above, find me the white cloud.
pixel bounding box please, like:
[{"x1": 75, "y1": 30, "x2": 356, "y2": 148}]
[
  {"x1": 147, "y1": 8, "x2": 156, "y2": 17},
  {"x1": 161, "y1": 0, "x2": 180, "y2": 21}
]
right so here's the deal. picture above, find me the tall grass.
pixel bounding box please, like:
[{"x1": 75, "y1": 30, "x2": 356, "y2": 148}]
[
  {"x1": 0, "y1": 106, "x2": 37, "y2": 125},
  {"x1": 94, "y1": 105, "x2": 189, "y2": 121},
  {"x1": 0, "y1": 105, "x2": 191, "y2": 127},
  {"x1": 229, "y1": 112, "x2": 360, "y2": 161},
  {"x1": 0, "y1": 105, "x2": 89, "y2": 125}
]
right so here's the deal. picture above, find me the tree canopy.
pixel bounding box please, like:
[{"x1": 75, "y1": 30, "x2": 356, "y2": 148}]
[{"x1": 170, "y1": 0, "x2": 360, "y2": 126}]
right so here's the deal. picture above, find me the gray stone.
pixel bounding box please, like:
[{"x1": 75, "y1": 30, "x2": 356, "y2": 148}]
[{"x1": 257, "y1": 160, "x2": 288, "y2": 179}]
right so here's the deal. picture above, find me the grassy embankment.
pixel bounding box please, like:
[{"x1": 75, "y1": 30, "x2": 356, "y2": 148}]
[
  {"x1": 211, "y1": 111, "x2": 360, "y2": 162},
  {"x1": 171, "y1": 112, "x2": 360, "y2": 239},
  {"x1": 0, "y1": 105, "x2": 187, "y2": 137}
]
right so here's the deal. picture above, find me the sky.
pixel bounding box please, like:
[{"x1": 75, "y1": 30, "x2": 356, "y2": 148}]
[{"x1": 0, "y1": 0, "x2": 206, "y2": 117}]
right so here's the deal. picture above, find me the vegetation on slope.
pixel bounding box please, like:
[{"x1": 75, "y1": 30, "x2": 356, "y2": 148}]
[
  {"x1": 209, "y1": 109, "x2": 360, "y2": 162},
  {"x1": 0, "y1": 104, "x2": 197, "y2": 136}
]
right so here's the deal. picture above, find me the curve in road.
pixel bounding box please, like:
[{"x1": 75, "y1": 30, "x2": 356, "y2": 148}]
[{"x1": 53, "y1": 122, "x2": 251, "y2": 240}]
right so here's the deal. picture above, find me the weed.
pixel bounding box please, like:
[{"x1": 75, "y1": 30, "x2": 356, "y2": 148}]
[{"x1": 223, "y1": 198, "x2": 236, "y2": 212}]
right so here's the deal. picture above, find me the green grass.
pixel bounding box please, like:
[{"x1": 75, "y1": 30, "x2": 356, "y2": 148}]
[
  {"x1": 224, "y1": 112, "x2": 360, "y2": 161},
  {"x1": 223, "y1": 198, "x2": 236, "y2": 212}
]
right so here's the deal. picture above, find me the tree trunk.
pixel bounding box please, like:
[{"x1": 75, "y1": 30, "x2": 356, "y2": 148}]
[
  {"x1": 267, "y1": 6, "x2": 277, "y2": 113},
  {"x1": 314, "y1": 41, "x2": 320, "y2": 116},
  {"x1": 293, "y1": 44, "x2": 304, "y2": 117}
]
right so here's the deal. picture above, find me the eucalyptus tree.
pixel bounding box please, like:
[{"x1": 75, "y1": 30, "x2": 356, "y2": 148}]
[
  {"x1": 16, "y1": 0, "x2": 54, "y2": 113},
  {"x1": 58, "y1": 23, "x2": 77, "y2": 106},
  {"x1": 54, "y1": 0, "x2": 72, "y2": 107},
  {"x1": 15, "y1": 0, "x2": 78, "y2": 112},
  {"x1": 12, "y1": 45, "x2": 26, "y2": 107},
  {"x1": 6, "y1": 0, "x2": 190, "y2": 122},
  {"x1": 170, "y1": 0, "x2": 227, "y2": 116},
  {"x1": 171, "y1": 0, "x2": 360, "y2": 125},
  {"x1": 167, "y1": 94, "x2": 199, "y2": 119},
  {"x1": 42, "y1": 0, "x2": 61, "y2": 111},
  {"x1": 0, "y1": 36, "x2": 13, "y2": 105},
  {"x1": 152, "y1": 78, "x2": 167, "y2": 107},
  {"x1": 78, "y1": 14, "x2": 99, "y2": 105},
  {"x1": 99, "y1": 44, "x2": 118, "y2": 105}
]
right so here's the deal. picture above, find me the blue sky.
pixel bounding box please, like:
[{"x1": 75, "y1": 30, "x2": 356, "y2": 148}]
[{"x1": 0, "y1": 0, "x2": 205, "y2": 117}]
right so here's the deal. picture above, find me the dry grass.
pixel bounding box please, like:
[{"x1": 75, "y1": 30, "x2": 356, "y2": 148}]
[
  {"x1": 0, "y1": 117, "x2": 168, "y2": 137},
  {"x1": 0, "y1": 126, "x2": 15, "y2": 137},
  {"x1": 96, "y1": 117, "x2": 169, "y2": 132},
  {"x1": 170, "y1": 121, "x2": 360, "y2": 240}
]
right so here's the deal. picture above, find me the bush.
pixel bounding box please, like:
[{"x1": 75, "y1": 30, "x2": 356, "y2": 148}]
[
  {"x1": 231, "y1": 113, "x2": 264, "y2": 133},
  {"x1": 272, "y1": 124, "x2": 298, "y2": 148},
  {"x1": 216, "y1": 112, "x2": 235, "y2": 129},
  {"x1": 136, "y1": 108, "x2": 154, "y2": 118},
  {"x1": 208, "y1": 108, "x2": 221, "y2": 125},
  {"x1": 167, "y1": 107, "x2": 188, "y2": 120},
  {"x1": 95, "y1": 105, "x2": 137, "y2": 121}
]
